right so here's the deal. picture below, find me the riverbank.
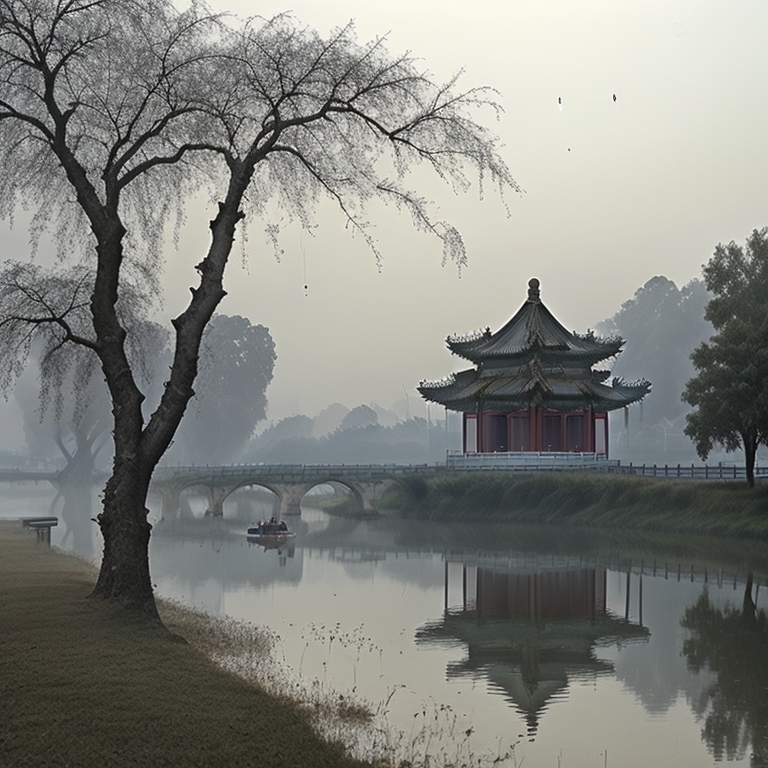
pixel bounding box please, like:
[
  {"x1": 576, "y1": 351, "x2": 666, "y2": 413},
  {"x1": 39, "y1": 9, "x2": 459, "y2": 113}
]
[
  {"x1": 0, "y1": 521, "x2": 372, "y2": 768},
  {"x1": 384, "y1": 472, "x2": 768, "y2": 540}
]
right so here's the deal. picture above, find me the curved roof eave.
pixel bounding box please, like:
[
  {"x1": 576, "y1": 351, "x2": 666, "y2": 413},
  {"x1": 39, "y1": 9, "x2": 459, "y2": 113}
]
[{"x1": 418, "y1": 374, "x2": 651, "y2": 414}]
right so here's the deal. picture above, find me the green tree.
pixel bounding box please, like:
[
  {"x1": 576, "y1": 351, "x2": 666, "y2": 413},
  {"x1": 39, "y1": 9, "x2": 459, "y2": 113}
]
[
  {"x1": 0, "y1": 0, "x2": 517, "y2": 615},
  {"x1": 682, "y1": 229, "x2": 768, "y2": 487}
]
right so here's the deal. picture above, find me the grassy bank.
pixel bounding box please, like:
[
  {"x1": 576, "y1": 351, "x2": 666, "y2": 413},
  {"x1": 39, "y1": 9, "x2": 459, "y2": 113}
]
[
  {"x1": 383, "y1": 472, "x2": 768, "y2": 540},
  {"x1": 0, "y1": 522, "x2": 373, "y2": 768}
]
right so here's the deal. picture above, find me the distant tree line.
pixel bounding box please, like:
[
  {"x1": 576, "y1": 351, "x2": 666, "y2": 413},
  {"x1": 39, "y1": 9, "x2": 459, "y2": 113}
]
[{"x1": 242, "y1": 404, "x2": 460, "y2": 465}]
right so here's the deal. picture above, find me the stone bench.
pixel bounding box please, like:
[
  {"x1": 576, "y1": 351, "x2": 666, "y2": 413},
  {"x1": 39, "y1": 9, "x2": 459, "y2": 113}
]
[{"x1": 21, "y1": 517, "x2": 59, "y2": 545}]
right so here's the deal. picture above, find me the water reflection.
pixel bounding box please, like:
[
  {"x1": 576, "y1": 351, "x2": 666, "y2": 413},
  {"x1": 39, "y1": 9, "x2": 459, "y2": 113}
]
[
  {"x1": 682, "y1": 575, "x2": 768, "y2": 767},
  {"x1": 149, "y1": 518, "x2": 305, "y2": 614},
  {"x1": 247, "y1": 535, "x2": 296, "y2": 567},
  {"x1": 140, "y1": 508, "x2": 768, "y2": 765},
  {"x1": 6, "y1": 484, "x2": 767, "y2": 767},
  {"x1": 417, "y1": 565, "x2": 649, "y2": 736}
]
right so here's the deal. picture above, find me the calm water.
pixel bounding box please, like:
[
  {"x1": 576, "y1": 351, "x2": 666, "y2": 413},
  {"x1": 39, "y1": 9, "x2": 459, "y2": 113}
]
[{"x1": 4, "y1": 484, "x2": 768, "y2": 767}]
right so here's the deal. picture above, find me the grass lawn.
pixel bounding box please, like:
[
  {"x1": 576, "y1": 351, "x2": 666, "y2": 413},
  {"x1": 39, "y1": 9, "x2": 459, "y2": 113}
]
[{"x1": 0, "y1": 522, "x2": 372, "y2": 768}]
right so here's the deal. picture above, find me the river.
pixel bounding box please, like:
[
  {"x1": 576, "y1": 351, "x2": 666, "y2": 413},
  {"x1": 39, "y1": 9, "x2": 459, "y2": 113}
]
[{"x1": 3, "y1": 483, "x2": 768, "y2": 767}]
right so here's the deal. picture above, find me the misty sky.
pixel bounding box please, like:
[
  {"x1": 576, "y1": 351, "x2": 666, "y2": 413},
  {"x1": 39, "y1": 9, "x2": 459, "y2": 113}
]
[{"x1": 2, "y1": 0, "x2": 767, "y2": 437}]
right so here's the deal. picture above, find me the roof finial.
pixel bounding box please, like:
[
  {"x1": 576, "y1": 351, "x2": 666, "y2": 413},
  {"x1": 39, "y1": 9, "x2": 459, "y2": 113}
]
[{"x1": 527, "y1": 277, "x2": 540, "y2": 302}]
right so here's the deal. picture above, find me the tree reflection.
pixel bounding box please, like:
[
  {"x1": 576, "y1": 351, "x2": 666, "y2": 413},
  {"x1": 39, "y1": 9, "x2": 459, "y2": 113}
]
[{"x1": 681, "y1": 575, "x2": 768, "y2": 766}]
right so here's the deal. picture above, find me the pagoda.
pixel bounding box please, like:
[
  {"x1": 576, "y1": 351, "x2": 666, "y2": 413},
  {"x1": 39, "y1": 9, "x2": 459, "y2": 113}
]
[{"x1": 418, "y1": 278, "x2": 650, "y2": 456}]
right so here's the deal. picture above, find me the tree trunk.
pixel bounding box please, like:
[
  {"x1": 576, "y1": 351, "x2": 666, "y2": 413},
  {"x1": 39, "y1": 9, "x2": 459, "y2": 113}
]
[
  {"x1": 743, "y1": 433, "x2": 757, "y2": 488},
  {"x1": 91, "y1": 460, "x2": 157, "y2": 618}
]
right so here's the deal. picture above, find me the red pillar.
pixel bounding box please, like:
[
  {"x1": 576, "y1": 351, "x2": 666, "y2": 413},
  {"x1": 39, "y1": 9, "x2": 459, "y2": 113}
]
[
  {"x1": 530, "y1": 406, "x2": 543, "y2": 451},
  {"x1": 477, "y1": 402, "x2": 484, "y2": 453}
]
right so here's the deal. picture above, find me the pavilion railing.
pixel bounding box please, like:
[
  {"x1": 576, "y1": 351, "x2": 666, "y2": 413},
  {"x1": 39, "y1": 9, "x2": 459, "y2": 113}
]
[{"x1": 446, "y1": 451, "x2": 616, "y2": 470}]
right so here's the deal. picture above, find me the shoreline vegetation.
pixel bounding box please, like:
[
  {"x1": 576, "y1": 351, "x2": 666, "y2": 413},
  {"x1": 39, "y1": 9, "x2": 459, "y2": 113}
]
[{"x1": 379, "y1": 472, "x2": 768, "y2": 541}]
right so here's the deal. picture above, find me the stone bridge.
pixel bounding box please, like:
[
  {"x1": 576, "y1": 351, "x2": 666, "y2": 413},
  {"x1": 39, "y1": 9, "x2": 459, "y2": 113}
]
[
  {"x1": 150, "y1": 463, "x2": 444, "y2": 518},
  {"x1": 4, "y1": 454, "x2": 761, "y2": 520}
]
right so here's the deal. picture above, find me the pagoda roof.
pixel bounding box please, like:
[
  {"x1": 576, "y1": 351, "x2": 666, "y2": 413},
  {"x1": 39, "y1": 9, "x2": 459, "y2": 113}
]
[
  {"x1": 419, "y1": 278, "x2": 651, "y2": 413},
  {"x1": 447, "y1": 278, "x2": 622, "y2": 365}
]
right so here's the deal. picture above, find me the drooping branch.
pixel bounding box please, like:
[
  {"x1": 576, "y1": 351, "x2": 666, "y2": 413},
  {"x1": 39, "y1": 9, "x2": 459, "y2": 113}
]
[{"x1": 0, "y1": 262, "x2": 97, "y2": 361}]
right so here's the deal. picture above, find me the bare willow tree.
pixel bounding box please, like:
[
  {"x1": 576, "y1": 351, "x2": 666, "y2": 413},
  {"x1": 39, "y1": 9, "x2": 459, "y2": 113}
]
[{"x1": 0, "y1": 0, "x2": 519, "y2": 616}]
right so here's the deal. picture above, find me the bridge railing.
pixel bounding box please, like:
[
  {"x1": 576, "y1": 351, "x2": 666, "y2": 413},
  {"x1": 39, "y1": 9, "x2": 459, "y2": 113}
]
[
  {"x1": 153, "y1": 463, "x2": 443, "y2": 479},
  {"x1": 151, "y1": 457, "x2": 765, "y2": 482},
  {"x1": 606, "y1": 462, "x2": 768, "y2": 480}
]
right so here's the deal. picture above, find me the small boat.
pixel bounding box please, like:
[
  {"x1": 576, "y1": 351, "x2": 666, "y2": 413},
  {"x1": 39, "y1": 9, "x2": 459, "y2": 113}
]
[{"x1": 246, "y1": 519, "x2": 296, "y2": 544}]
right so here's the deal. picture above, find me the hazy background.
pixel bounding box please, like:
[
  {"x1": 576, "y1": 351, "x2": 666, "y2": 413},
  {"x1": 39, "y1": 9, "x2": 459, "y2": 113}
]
[{"x1": 2, "y1": 0, "x2": 766, "y2": 457}]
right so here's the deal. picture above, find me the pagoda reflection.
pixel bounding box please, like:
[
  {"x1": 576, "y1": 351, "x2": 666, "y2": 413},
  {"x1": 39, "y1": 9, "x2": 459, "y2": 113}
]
[{"x1": 417, "y1": 562, "x2": 650, "y2": 737}]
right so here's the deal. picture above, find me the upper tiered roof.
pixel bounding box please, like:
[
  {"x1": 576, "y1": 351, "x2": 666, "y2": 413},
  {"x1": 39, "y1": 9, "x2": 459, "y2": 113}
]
[{"x1": 446, "y1": 278, "x2": 622, "y2": 365}]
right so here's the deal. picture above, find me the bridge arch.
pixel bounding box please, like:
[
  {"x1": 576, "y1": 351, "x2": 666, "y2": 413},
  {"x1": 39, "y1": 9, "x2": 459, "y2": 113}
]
[
  {"x1": 171, "y1": 478, "x2": 283, "y2": 519},
  {"x1": 297, "y1": 477, "x2": 366, "y2": 515}
]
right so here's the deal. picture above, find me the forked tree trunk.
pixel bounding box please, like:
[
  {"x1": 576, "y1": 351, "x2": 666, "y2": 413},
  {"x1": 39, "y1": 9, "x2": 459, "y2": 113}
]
[
  {"x1": 86, "y1": 174, "x2": 243, "y2": 618},
  {"x1": 91, "y1": 459, "x2": 157, "y2": 617}
]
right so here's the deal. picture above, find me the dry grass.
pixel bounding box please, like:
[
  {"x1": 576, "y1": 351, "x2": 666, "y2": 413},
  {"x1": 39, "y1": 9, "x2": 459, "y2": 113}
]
[
  {"x1": 159, "y1": 607, "x2": 526, "y2": 768},
  {"x1": 154, "y1": 600, "x2": 390, "y2": 764},
  {"x1": 0, "y1": 521, "x2": 371, "y2": 768}
]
